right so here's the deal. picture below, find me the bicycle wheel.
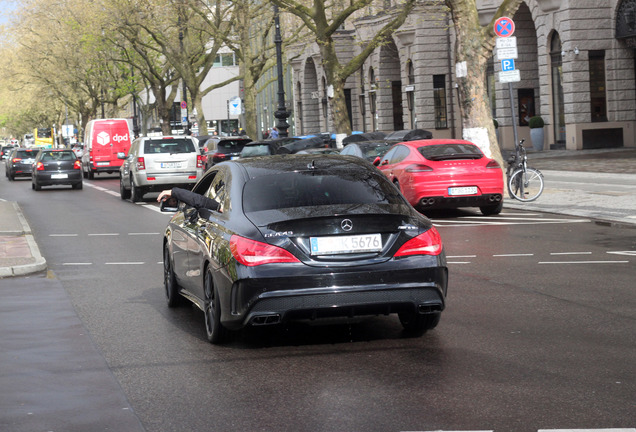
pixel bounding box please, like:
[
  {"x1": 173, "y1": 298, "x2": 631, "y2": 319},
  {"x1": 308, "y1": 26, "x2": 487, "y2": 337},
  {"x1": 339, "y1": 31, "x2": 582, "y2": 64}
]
[{"x1": 508, "y1": 167, "x2": 544, "y2": 202}]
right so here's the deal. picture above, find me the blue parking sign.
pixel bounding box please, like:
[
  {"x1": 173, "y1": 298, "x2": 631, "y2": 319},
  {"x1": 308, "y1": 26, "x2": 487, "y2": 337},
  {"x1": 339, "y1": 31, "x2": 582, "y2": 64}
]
[{"x1": 501, "y1": 59, "x2": 515, "y2": 72}]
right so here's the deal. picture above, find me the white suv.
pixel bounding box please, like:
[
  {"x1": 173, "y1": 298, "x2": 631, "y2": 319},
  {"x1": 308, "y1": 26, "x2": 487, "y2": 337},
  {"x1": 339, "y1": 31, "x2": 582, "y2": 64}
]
[{"x1": 119, "y1": 136, "x2": 204, "y2": 202}]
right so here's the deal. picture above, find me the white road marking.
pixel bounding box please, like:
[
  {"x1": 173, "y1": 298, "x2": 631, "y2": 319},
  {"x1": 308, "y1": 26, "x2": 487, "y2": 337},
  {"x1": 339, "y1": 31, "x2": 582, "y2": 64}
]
[
  {"x1": 447, "y1": 255, "x2": 477, "y2": 258},
  {"x1": 88, "y1": 233, "x2": 119, "y2": 236},
  {"x1": 550, "y1": 252, "x2": 593, "y2": 255},
  {"x1": 607, "y1": 250, "x2": 636, "y2": 256},
  {"x1": 105, "y1": 262, "x2": 145, "y2": 265},
  {"x1": 539, "y1": 260, "x2": 629, "y2": 265},
  {"x1": 447, "y1": 261, "x2": 471, "y2": 264},
  {"x1": 128, "y1": 232, "x2": 161, "y2": 236},
  {"x1": 62, "y1": 262, "x2": 93, "y2": 266},
  {"x1": 493, "y1": 253, "x2": 534, "y2": 257},
  {"x1": 49, "y1": 234, "x2": 78, "y2": 237}
]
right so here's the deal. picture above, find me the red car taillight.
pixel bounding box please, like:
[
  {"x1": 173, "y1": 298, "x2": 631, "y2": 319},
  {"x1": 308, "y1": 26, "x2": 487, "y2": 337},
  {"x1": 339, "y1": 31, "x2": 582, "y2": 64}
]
[
  {"x1": 196, "y1": 155, "x2": 204, "y2": 168},
  {"x1": 486, "y1": 159, "x2": 501, "y2": 169},
  {"x1": 73, "y1": 160, "x2": 81, "y2": 169},
  {"x1": 136, "y1": 157, "x2": 146, "y2": 170},
  {"x1": 36, "y1": 162, "x2": 45, "y2": 171},
  {"x1": 230, "y1": 235, "x2": 300, "y2": 266},
  {"x1": 405, "y1": 164, "x2": 433, "y2": 173},
  {"x1": 395, "y1": 227, "x2": 443, "y2": 257},
  {"x1": 12, "y1": 157, "x2": 22, "y2": 163}
]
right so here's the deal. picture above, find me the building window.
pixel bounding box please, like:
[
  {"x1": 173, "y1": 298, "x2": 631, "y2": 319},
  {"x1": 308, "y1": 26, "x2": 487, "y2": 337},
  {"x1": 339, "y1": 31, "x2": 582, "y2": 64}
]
[
  {"x1": 214, "y1": 53, "x2": 237, "y2": 67},
  {"x1": 589, "y1": 50, "x2": 607, "y2": 122},
  {"x1": 433, "y1": 74, "x2": 447, "y2": 129}
]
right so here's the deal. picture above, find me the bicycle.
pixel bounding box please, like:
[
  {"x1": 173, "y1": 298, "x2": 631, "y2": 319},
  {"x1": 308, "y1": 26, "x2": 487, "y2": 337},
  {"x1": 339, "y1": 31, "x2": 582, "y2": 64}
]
[{"x1": 506, "y1": 139, "x2": 544, "y2": 202}]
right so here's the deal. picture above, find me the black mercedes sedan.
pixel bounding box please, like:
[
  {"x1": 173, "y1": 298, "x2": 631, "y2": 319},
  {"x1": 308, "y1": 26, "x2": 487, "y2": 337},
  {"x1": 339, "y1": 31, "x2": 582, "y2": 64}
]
[{"x1": 161, "y1": 155, "x2": 448, "y2": 343}]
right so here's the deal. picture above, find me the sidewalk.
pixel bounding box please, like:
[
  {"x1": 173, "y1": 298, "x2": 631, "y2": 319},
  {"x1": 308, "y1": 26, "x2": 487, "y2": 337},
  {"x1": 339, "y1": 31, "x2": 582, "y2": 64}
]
[{"x1": 0, "y1": 201, "x2": 47, "y2": 278}]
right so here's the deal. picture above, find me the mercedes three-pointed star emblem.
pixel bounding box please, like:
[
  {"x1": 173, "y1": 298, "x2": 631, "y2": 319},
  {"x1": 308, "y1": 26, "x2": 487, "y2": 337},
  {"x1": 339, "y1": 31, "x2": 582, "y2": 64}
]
[{"x1": 341, "y1": 219, "x2": 353, "y2": 231}]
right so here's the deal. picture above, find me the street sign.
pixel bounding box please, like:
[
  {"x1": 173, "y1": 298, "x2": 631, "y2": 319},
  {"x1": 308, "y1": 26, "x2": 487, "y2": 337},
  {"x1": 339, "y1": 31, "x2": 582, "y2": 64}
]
[
  {"x1": 497, "y1": 46, "x2": 518, "y2": 59},
  {"x1": 494, "y1": 17, "x2": 515, "y2": 37},
  {"x1": 229, "y1": 96, "x2": 241, "y2": 115},
  {"x1": 501, "y1": 59, "x2": 515, "y2": 72},
  {"x1": 499, "y1": 69, "x2": 521, "y2": 83},
  {"x1": 496, "y1": 36, "x2": 517, "y2": 49},
  {"x1": 180, "y1": 101, "x2": 187, "y2": 109}
]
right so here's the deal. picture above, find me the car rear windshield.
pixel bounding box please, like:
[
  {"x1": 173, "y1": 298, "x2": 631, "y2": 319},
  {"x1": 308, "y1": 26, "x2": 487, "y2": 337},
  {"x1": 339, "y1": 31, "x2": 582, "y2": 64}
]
[
  {"x1": 17, "y1": 149, "x2": 37, "y2": 157},
  {"x1": 419, "y1": 143, "x2": 483, "y2": 161},
  {"x1": 144, "y1": 139, "x2": 195, "y2": 154},
  {"x1": 361, "y1": 143, "x2": 392, "y2": 158},
  {"x1": 40, "y1": 151, "x2": 76, "y2": 161},
  {"x1": 243, "y1": 170, "x2": 404, "y2": 212},
  {"x1": 217, "y1": 140, "x2": 249, "y2": 152}
]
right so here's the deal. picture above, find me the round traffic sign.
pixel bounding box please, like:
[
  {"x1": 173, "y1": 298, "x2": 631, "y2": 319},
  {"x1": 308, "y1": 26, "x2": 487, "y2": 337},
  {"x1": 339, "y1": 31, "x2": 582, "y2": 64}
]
[
  {"x1": 494, "y1": 17, "x2": 515, "y2": 38},
  {"x1": 180, "y1": 101, "x2": 187, "y2": 109}
]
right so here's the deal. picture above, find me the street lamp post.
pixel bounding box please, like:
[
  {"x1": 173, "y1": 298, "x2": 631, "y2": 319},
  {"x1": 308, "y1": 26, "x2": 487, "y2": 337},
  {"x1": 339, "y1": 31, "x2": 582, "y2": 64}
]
[{"x1": 273, "y1": 4, "x2": 289, "y2": 138}]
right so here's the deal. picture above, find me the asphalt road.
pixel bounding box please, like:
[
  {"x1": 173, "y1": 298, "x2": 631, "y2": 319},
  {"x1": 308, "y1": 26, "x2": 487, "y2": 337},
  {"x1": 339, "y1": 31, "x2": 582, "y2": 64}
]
[{"x1": 1, "y1": 172, "x2": 635, "y2": 432}]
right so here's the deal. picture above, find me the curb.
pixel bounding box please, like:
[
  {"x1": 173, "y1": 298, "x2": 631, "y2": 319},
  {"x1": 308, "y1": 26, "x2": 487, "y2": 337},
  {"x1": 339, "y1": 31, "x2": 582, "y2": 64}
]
[{"x1": 0, "y1": 202, "x2": 47, "y2": 278}]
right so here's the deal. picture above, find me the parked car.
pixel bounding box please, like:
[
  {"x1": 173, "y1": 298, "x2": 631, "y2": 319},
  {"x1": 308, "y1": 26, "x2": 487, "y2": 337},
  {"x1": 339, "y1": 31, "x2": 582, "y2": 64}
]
[
  {"x1": 296, "y1": 148, "x2": 341, "y2": 155},
  {"x1": 238, "y1": 138, "x2": 296, "y2": 158},
  {"x1": 31, "y1": 149, "x2": 83, "y2": 190},
  {"x1": 119, "y1": 135, "x2": 204, "y2": 202},
  {"x1": 6, "y1": 148, "x2": 38, "y2": 180},
  {"x1": 340, "y1": 140, "x2": 393, "y2": 163},
  {"x1": 202, "y1": 136, "x2": 252, "y2": 168},
  {"x1": 376, "y1": 139, "x2": 504, "y2": 215},
  {"x1": 161, "y1": 154, "x2": 448, "y2": 343}
]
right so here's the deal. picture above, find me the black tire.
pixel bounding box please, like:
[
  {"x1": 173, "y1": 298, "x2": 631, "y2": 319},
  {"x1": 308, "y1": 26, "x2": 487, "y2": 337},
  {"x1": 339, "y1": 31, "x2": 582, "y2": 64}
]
[
  {"x1": 72, "y1": 181, "x2": 83, "y2": 190},
  {"x1": 82, "y1": 167, "x2": 88, "y2": 179},
  {"x1": 204, "y1": 267, "x2": 228, "y2": 344},
  {"x1": 508, "y1": 168, "x2": 544, "y2": 202},
  {"x1": 88, "y1": 170, "x2": 94, "y2": 180},
  {"x1": 130, "y1": 177, "x2": 143, "y2": 202},
  {"x1": 164, "y1": 244, "x2": 182, "y2": 307},
  {"x1": 120, "y1": 176, "x2": 131, "y2": 200},
  {"x1": 33, "y1": 181, "x2": 42, "y2": 191},
  {"x1": 8, "y1": 173, "x2": 14, "y2": 181},
  {"x1": 398, "y1": 311, "x2": 441, "y2": 336},
  {"x1": 480, "y1": 200, "x2": 503, "y2": 216}
]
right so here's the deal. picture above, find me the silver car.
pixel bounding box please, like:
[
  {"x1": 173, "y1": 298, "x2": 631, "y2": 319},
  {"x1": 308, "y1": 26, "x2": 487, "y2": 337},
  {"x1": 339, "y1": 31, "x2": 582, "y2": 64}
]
[{"x1": 119, "y1": 136, "x2": 204, "y2": 202}]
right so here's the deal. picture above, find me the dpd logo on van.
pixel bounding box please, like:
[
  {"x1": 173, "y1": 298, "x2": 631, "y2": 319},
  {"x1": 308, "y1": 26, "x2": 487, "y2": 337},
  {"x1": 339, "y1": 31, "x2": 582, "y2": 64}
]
[
  {"x1": 113, "y1": 133, "x2": 128, "y2": 143},
  {"x1": 96, "y1": 131, "x2": 111, "y2": 146}
]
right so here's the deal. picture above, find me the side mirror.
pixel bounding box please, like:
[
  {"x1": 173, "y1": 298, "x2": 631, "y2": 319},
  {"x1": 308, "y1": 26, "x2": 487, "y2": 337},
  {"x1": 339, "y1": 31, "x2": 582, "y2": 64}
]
[
  {"x1": 117, "y1": 152, "x2": 127, "y2": 159},
  {"x1": 373, "y1": 156, "x2": 381, "y2": 166},
  {"x1": 160, "y1": 197, "x2": 180, "y2": 212}
]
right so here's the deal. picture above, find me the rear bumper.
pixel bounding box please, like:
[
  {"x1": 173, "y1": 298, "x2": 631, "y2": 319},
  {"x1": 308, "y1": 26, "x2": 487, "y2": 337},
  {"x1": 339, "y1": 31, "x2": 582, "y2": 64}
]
[
  {"x1": 34, "y1": 171, "x2": 82, "y2": 185},
  {"x1": 221, "y1": 258, "x2": 448, "y2": 330},
  {"x1": 132, "y1": 170, "x2": 202, "y2": 191},
  {"x1": 416, "y1": 193, "x2": 503, "y2": 210}
]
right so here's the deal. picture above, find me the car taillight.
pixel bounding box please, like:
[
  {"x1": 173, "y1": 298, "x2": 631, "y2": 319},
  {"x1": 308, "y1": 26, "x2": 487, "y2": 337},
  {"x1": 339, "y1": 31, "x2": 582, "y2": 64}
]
[
  {"x1": 73, "y1": 160, "x2": 81, "y2": 169},
  {"x1": 230, "y1": 235, "x2": 300, "y2": 266},
  {"x1": 136, "y1": 157, "x2": 146, "y2": 170},
  {"x1": 36, "y1": 162, "x2": 45, "y2": 171},
  {"x1": 12, "y1": 158, "x2": 22, "y2": 163},
  {"x1": 486, "y1": 159, "x2": 501, "y2": 169},
  {"x1": 196, "y1": 155, "x2": 204, "y2": 168},
  {"x1": 395, "y1": 227, "x2": 443, "y2": 257},
  {"x1": 405, "y1": 164, "x2": 433, "y2": 172}
]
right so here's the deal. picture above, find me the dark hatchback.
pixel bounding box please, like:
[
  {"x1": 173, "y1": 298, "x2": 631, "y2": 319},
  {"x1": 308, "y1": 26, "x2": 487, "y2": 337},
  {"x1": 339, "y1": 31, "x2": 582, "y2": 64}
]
[
  {"x1": 161, "y1": 154, "x2": 448, "y2": 343},
  {"x1": 6, "y1": 148, "x2": 38, "y2": 180},
  {"x1": 32, "y1": 149, "x2": 83, "y2": 190}
]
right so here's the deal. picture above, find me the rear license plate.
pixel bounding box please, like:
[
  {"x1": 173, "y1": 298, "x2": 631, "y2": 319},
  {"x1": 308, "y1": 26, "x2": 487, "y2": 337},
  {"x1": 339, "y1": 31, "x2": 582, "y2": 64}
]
[
  {"x1": 96, "y1": 162, "x2": 109, "y2": 166},
  {"x1": 160, "y1": 162, "x2": 183, "y2": 168},
  {"x1": 310, "y1": 234, "x2": 382, "y2": 255},
  {"x1": 51, "y1": 174, "x2": 68, "y2": 179},
  {"x1": 448, "y1": 186, "x2": 478, "y2": 196}
]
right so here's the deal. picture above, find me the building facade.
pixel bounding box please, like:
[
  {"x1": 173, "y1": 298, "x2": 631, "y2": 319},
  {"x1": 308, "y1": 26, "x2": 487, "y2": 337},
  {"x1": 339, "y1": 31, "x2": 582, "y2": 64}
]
[{"x1": 287, "y1": 0, "x2": 636, "y2": 150}]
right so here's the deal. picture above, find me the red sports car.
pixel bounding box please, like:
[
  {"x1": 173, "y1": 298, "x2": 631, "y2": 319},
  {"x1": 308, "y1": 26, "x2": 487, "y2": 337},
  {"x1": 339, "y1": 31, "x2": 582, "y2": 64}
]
[{"x1": 376, "y1": 139, "x2": 504, "y2": 215}]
